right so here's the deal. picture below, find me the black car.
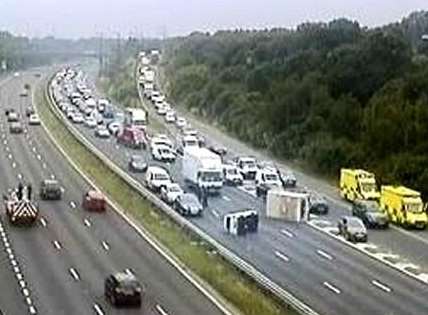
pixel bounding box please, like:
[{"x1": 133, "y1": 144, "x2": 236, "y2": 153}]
[
  {"x1": 39, "y1": 179, "x2": 62, "y2": 200},
  {"x1": 104, "y1": 272, "x2": 142, "y2": 307},
  {"x1": 309, "y1": 193, "x2": 329, "y2": 215},
  {"x1": 337, "y1": 216, "x2": 368, "y2": 242},
  {"x1": 352, "y1": 200, "x2": 389, "y2": 229},
  {"x1": 173, "y1": 193, "x2": 203, "y2": 217},
  {"x1": 208, "y1": 145, "x2": 227, "y2": 157},
  {"x1": 128, "y1": 155, "x2": 148, "y2": 173}
]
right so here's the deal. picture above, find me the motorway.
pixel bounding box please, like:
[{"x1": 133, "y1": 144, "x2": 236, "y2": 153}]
[
  {"x1": 0, "y1": 71, "x2": 226, "y2": 314},
  {"x1": 59, "y1": 65, "x2": 428, "y2": 315}
]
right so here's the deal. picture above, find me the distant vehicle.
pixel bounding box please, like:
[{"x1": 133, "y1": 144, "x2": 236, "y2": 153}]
[
  {"x1": 175, "y1": 117, "x2": 187, "y2": 129},
  {"x1": 223, "y1": 164, "x2": 243, "y2": 186},
  {"x1": 182, "y1": 147, "x2": 223, "y2": 194},
  {"x1": 72, "y1": 113, "x2": 84, "y2": 124},
  {"x1": 352, "y1": 199, "x2": 388, "y2": 228},
  {"x1": 103, "y1": 104, "x2": 115, "y2": 119},
  {"x1": 234, "y1": 156, "x2": 258, "y2": 180},
  {"x1": 107, "y1": 121, "x2": 122, "y2": 135},
  {"x1": 173, "y1": 193, "x2": 203, "y2": 217},
  {"x1": 176, "y1": 135, "x2": 199, "y2": 155},
  {"x1": 66, "y1": 109, "x2": 76, "y2": 119},
  {"x1": 308, "y1": 192, "x2": 329, "y2": 215},
  {"x1": 156, "y1": 105, "x2": 168, "y2": 115},
  {"x1": 5, "y1": 108, "x2": 15, "y2": 116},
  {"x1": 104, "y1": 272, "x2": 142, "y2": 307},
  {"x1": 84, "y1": 117, "x2": 97, "y2": 128},
  {"x1": 152, "y1": 145, "x2": 176, "y2": 162},
  {"x1": 4, "y1": 185, "x2": 39, "y2": 226},
  {"x1": 95, "y1": 126, "x2": 110, "y2": 138},
  {"x1": 39, "y1": 179, "x2": 62, "y2": 200},
  {"x1": 340, "y1": 168, "x2": 380, "y2": 202},
  {"x1": 337, "y1": 216, "x2": 368, "y2": 242},
  {"x1": 26, "y1": 106, "x2": 35, "y2": 117},
  {"x1": 255, "y1": 167, "x2": 283, "y2": 197},
  {"x1": 117, "y1": 126, "x2": 147, "y2": 149},
  {"x1": 28, "y1": 114, "x2": 41, "y2": 125},
  {"x1": 165, "y1": 111, "x2": 175, "y2": 123},
  {"x1": 144, "y1": 166, "x2": 171, "y2": 192},
  {"x1": 160, "y1": 183, "x2": 183, "y2": 204},
  {"x1": 150, "y1": 134, "x2": 173, "y2": 149},
  {"x1": 380, "y1": 185, "x2": 427, "y2": 229},
  {"x1": 9, "y1": 122, "x2": 23, "y2": 134},
  {"x1": 208, "y1": 145, "x2": 227, "y2": 157},
  {"x1": 97, "y1": 99, "x2": 109, "y2": 113},
  {"x1": 7, "y1": 112, "x2": 19, "y2": 122},
  {"x1": 20, "y1": 90, "x2": 29, "y2": 97},
  {"x1": 280, "y1": 170, "x2": 297, "y2": 188},
  {"x1": 82, "y1": 190, "x2": 106, "y2": 212},
  {"x1": 125, "y1": 108, "x2": 147, "y2": 128},
  {"x1": 128, "y1": 155, "x2": 148, "y2": 173}
]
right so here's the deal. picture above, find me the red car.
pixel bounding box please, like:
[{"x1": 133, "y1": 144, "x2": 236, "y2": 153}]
[
  {"x1": 117, "y1": 126, "x2": 147, "y2": 149},
  {"x1": 82, "y1": 190, "x2": 106, "y2": 212}
]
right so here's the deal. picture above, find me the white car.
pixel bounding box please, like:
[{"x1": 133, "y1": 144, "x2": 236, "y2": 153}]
[
  {"x1": 151, "y1": 135, "x2": 173, "y2": 149},
  {"x1": 152, "y1": 145, "x2": 176, "y2": 162},
  {"x1": 182, "y1": 128, "x2": 198, "y2": 137},
  {"x1": 144, "y1": 166, "x2": 171, "y2": 192},
  {"x1": 223, "y1": 164, "x2": 243, "y2": 186},
  {"x1": 95, "y1": 126, "x2": 110, "y2": 138},
  {"x1": 84, "y1": 117, "x2": 97, "y2": 128},
  {"x1": 28, "y1": 114, "x2": 41, "y2": 125},
  {"x1": 160, "y1": 183, "x2": 183, "y2": 204},
  {"x1": 72, "y1": 113, "x2": 84, "y2": 124},
  {"x1": 176, "y1": 117, "x2": 187, "y2": 129},
  {"x1": 156, "y1": 105, "x2": 167, "y2": 115},
  {"x1": 165, "y1": 111, "x2": 176, "y2": 123}
]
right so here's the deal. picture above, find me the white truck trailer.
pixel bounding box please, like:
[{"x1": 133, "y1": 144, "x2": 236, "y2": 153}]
[
  {"x1": 182, "y1": 147, "x2": 223, "y2": 194},
  {"x1": 266, "y1": 189, "x2": 310, "y2": 222}
]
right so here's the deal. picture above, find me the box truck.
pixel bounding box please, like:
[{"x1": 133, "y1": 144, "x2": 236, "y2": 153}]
[
  {"x1": 182, "y1": 147, "x2": 223, "y2": 194},
  {"x1": 266, "y1": 189, "x2": 310, "y2": 222}
]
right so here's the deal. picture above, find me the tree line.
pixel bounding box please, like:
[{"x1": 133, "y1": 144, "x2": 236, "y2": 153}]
[{"x1": 162, "y1": 11, "x2": 428, "y2": 197}]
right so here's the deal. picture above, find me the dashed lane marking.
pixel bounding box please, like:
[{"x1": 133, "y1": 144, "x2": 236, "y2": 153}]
[
  {"x1": 211, "y1": 209, "x2": 220, "y2": 219},
  {"x1": 84, "y1": 218, "x2": 92, "y2": 227},
  {"x1": 222, "y1": 195, "x2": 231, "y2": 202},
  {"x1": 69, "y1": 268, "x2": 80, "y2": 281},
  {"x1": 156, "y1": 305, "x2": 169, "y2": 315},
  {"x1": 53, "y1": 240, "x2": 62, "y2": 250},
  {"x1": 274, "y1": 250, "x2": 290, "y2": 263},
  {"x1": 317, "y1": 249, "x2": 333, "y2": 261},
  {"x1": 93, "y1": 303, "x2": 104, "y2": 315},
  {"x1": 323, "y1": 281, "x2": 341, "y2": 294},
  {"x1": 371, "y1": 280, "x2": 392, "y2": 293},
  {"x1": 101, "y1": 241, "x2": 110, "y2": 251},
  {"x1": 39, "y1": 218, "x2": 47, "y2": 227},
  {"x1": 280, "y1": 229, "x2": 295, "y2": 238}
]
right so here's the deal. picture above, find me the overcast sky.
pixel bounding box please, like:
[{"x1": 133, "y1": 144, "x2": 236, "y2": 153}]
[{"x1": 0, "y1": 0, "x2": 426, "y2": 39}]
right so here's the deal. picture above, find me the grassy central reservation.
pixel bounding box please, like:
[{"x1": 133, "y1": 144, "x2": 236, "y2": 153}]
[{"x1": 35, "y1": 80, "x2": 298, "y2": 315}]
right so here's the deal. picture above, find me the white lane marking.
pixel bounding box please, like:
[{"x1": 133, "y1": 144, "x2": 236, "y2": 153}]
[
  {"x1": 222, "y1": 195, "x2": 231, "y2": 202},
  {"x1": 125, "y1": 268, "x2": 134, "y2": 276},
  {"x1": 37, "y1": 154, "x2": 41, "y2": 160},
  {"x1": 40, "y1": 218, "x2": 47, "y2": 227},
  {"x1": 101, "y1": 241, "x2": 110, "y2": 251},
  {"x1": 53, "y1": 241, "x2": 62, "y2": 250},
  {"x1": 280, "y1": 229, "x2": 295, "y2": 238},
  {"x1": 17, "y1": 173, "x2": 22, "y2": 180},
  {"x1": 156, "y1": 304, "x2": 169, "y2": 315},
  {"x1": 69, "y1": 268, "x2": 80, "y2": 281},
  {"x1": 12, "y1": 162, "x2": 16, "y2": 168},
  {"x1": 371, "y1": 280, "x2": 392, "y2": 293},
  {"x1": 50, "y1": 174, "x2": 55, "y2": 180},
  {"x1": 19, "y1": 280, "x2": 26, "y2": 288},
  {"x1": 22, "y1": 288, "x2": 30, "y2": 297},
  {"x1": 69, "y1": 201, "x2": 76, "y2": 208},
  {"x1": 84, "y1": 218, "x2": 92, "y2": 227},
  {"x1": 26, "y1": 297, "x2": 32, "y2": 305},
  {"x1": 29, "y1": 306, "x2": 37, "y2": 314},
  {"x1": 323, "y1": 281, "x2": 341, "y2": 294},
  {"x1": 211, "y1": 209, "x2": 220, "y2": 219},
  {"x1": 8, "y1": 153, "x2": 12, "y2": 159},
  {"x1": 274, "y1": 250, "x2": 290, "y2": 263},
  {"x1": 93, "y1": 303, "x2": 104, "y2": 315},
  {"x1": 317, "y1": 249, "x2": 333, "y2": 261}
]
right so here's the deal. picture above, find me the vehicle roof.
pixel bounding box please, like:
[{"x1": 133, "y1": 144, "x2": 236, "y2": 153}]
[
  {"x1": 43, "y1": 179, "x2": 59, "y2": 185},
  {"x1": 147, "y1": 166, "x2": 168, "y2": 175},
  {"x1": 239, "y1": 156, "x2": 256, "y2": 162},
  {"x1": 382, "y1": 185, "x2": 420, "y2": 196},
  {"x1": 113, "y1": 272, "x2": 138, "y2": 284},
  {"x1": 183, "y1": 135, "x2": 198, "y2": 141},
  {"x1": 86, "y1": 190, "x2": 104, "y2": 200}
]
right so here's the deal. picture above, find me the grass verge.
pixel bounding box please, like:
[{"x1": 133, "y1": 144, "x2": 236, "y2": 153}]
[{"x1": 36, "y1": 83, "x2": 298, "y2": 315}]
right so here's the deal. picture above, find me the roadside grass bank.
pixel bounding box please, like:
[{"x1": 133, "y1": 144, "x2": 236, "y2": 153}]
[{"x1": 36, "y1": 80, "x2": 297, "y2": 315}]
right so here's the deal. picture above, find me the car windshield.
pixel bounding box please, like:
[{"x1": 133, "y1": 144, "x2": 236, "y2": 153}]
[
  {"x1": 181, "y1": 194, "x2": 199, "y2": 206},
  {"x1": 201, "y1": 171, "x2": 222, "y2": 182},
  {"x1": 169, "y1": 185, "x2": 181, "y2": 193},
  {"x1": 265, "y1": 174, "x2": 278, "y2": 181},
  {"x1": 347, "y1": 218, "x2": 364, "y2": 229},
  {"x1": 405, "y1": 202, "x2": 423, "y2": 213},
  {"x1": 154, "y1": 173, "x2": 169, "y2": 181},
  {"x1": 361, "y1": 183, "x2": 376, "y2": 193},
  {"x1": 242, "y1": 160, "x2": 255, "y2": 168},
  {"x1": 227, "y1": 168, "x2": 238, "y2": 175}
]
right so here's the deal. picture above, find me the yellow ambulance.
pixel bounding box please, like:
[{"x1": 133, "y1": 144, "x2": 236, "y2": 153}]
[{"x1": 340, "y1": 169, "x2": 380, "y2": 202}]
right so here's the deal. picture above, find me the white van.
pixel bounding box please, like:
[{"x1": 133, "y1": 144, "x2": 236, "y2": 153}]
[{"x1": 144, "y1": 166, "x2": 171, "y2": 192}]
